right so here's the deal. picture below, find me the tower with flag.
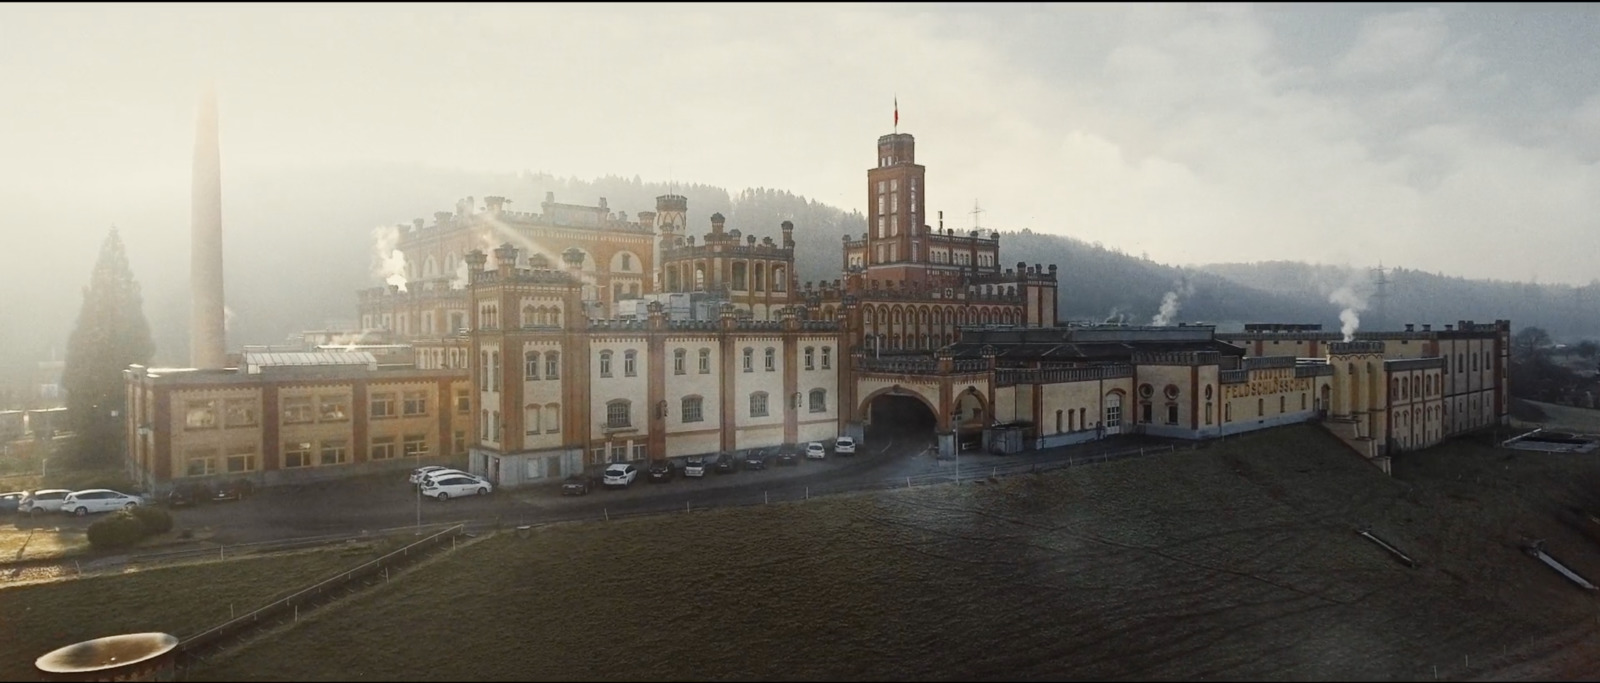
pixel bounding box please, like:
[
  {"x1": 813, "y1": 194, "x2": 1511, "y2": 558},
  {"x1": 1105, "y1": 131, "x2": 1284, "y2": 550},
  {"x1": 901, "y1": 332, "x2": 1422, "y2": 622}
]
[{"x1": 893, "y1": 96, "x2": 898, "y2": 132}]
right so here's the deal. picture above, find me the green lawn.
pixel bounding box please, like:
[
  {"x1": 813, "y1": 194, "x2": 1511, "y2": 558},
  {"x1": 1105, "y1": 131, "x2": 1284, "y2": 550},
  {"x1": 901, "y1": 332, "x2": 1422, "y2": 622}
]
[
  {"x1": 1513, "y1": 400, "x2": 1600, "y2": 434},
  {"x1": 0, "y1": 543, "x2": 396, "y2": 680},
  {"x1": 187, "y1": 425, "x2": 1600, "y2": 681}
]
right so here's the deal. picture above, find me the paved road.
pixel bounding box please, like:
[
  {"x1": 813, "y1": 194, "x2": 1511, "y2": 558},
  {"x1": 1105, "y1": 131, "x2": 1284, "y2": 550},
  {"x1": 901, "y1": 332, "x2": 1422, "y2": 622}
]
[{"x1": 4, "y1": 432, "x2": 1183, "y2": 552}]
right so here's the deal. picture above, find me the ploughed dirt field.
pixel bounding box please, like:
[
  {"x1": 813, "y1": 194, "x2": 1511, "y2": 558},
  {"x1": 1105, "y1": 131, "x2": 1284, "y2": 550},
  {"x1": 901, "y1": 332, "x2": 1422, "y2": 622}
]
[{"x1": 165, "y1": 424, "x2": 1600, "y2": 679}]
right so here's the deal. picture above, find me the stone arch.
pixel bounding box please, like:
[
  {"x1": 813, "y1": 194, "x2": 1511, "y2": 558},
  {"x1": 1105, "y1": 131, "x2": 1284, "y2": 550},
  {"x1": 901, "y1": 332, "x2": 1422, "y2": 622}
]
[
  {"x1": 608, "y1": 250, "x2": 641, "y2": 273},
  {"x1": 858, "y1": 384, "x2": 941, "y2": 422}
]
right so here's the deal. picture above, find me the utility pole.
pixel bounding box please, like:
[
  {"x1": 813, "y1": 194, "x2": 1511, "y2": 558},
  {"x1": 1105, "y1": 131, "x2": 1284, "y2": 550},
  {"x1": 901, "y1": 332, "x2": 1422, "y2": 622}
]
[
  {"x1": 970, "y1": 200, "x2": 985, "y2": 231},
  {"x1": 1371, "y1": 262, "x2": 1391, "y2": 331}
]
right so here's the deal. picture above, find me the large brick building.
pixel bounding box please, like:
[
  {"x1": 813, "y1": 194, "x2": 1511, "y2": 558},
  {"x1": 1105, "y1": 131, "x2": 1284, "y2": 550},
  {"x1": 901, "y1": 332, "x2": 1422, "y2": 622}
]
[{"x1": 123, "y1": 120, "x2": 1511, "y2": 492}]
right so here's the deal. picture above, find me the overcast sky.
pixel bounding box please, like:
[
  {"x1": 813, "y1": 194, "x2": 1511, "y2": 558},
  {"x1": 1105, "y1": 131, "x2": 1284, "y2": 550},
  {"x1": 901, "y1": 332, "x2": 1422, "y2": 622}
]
[{"x1": 4, "y1": 2, "x2": 1600, "y2": 289}]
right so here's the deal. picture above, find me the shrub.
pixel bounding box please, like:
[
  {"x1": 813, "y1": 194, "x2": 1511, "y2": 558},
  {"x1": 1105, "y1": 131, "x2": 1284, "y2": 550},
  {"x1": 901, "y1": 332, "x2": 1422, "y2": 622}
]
[
  {"x1": 86, "y1": 510, "x2": 147, "y2": 550},
  {"x1": 130, "y1": 505, "x2": 173, "y2": 535}
]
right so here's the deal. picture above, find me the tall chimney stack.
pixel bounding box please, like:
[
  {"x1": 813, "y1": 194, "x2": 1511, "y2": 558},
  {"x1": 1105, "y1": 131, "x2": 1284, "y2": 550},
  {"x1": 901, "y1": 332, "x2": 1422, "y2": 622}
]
[{"x1": 190, "y1": 87, "x2": 226, "y2": 369}]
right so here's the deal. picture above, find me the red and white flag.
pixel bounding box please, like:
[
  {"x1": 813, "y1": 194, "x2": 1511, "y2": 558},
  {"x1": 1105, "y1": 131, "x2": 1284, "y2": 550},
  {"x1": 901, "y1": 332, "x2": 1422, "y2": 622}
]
[{"x1": 894, "y1": 96, "x2": 899, "y2": 128}]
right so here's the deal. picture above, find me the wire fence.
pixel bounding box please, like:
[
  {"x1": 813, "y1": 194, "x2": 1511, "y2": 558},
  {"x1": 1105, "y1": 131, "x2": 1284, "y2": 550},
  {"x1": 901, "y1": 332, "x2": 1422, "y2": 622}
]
[{"x1": 175, "y1": 524, "x2": 466, "y2": 662}]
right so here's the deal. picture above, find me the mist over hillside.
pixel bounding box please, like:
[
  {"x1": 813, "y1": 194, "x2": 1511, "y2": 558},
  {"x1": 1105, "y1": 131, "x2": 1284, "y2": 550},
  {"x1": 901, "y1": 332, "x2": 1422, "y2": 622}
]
[
  {"x1": 9, "y1": 164, "x2": 1596, "y2": 393},
  {"x1": 1200, "y1": 261, "x2": 1600, "y2": 340}
]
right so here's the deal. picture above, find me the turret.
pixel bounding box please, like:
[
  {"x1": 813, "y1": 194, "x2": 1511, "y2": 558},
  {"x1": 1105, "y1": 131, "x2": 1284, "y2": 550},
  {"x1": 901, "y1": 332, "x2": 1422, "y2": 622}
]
[{"x1": 781, "y1": 220, "x2": 794, "y2": 248}]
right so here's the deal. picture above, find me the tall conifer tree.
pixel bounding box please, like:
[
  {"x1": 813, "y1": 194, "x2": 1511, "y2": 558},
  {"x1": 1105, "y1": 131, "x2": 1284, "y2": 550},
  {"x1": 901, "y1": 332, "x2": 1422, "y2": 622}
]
[{"x1": 61, "y1": 228, "x2": 154, "y2": 466}]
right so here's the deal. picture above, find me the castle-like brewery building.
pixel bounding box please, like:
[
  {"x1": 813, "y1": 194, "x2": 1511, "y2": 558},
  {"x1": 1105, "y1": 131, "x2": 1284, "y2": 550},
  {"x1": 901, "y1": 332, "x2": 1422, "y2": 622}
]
[{"x1": 125, "y1": 122, "x2": 1510, "y2": 491}]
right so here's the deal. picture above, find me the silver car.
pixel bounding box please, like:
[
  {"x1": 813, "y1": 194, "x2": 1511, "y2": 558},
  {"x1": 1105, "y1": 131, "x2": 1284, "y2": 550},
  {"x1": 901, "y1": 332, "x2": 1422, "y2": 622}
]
[
  {"x1": 19, "y1": 489, "x2": 72, "y2": 515},
  {"x1": 61, "y1": 489, "x2": 145, "y2": 516}
]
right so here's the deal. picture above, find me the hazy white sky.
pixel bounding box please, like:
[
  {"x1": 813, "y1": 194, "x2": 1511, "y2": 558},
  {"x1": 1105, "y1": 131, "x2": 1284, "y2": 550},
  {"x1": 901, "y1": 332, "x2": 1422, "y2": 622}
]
[{"x1": 4, "y1": 2, "x2": 1600, "y2": 286}]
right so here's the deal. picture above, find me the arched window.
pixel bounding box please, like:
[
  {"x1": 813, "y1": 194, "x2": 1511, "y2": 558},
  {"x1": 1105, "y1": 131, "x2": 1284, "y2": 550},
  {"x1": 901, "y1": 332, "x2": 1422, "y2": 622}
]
[
  {"x1": 765, "y1": 348, "x2": 776, "y2": 371},
  {"x1": 804, "y1": 347, "x2": 815, "y2": 370},
  {"x1": 681, "y1": 396, "x2": 704, "y2": 423},
  {"x1": 545, "y1": 351, "x2": 560, "y2": 379},
  {"x1": 599, "y1": 351, "x2": 614, "y2": 377},
  {"x1": 521, "y1": 305, "x2": 535, "y2": 328},
  {"x1": 809, "y1": 389, "x2": 827, "y2": 413},
  {"x1": 605, "y1": 399, "x2": 630, "y2": 429},
  {"x1": 750, "y1": 392, "x2": 769, "y2": 417},
  {"x1": 699, "y1": 348, "x2": 712, "y2": 374},
  {"x1": 674, "y1": 348, "x2": 687, "y2": 375},
  {"x1": 821, "y1": 347, "x2": 832, "y2": 370},
  {"x1": 624, "y1": 350, "x2": 637, "y2": 377},
  {"x1": 544, "y1": 403, "x2": 560, "y2": 433},
  {"x1": 524, "y1": 404, "x2": 541, "y2": 435},
  {"x1": 525, "y1": 351, "x2": 540, "y2": 380},
  {"x1": 743, "y1": 348, "x2": 754, "y2": 372}
]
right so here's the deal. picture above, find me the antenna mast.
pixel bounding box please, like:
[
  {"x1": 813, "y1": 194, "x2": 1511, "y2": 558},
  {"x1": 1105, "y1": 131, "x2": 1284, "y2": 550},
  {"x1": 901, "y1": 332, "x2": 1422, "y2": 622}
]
[{"x1": 970, "y1": 200, "x2": 985, "y2": 231}]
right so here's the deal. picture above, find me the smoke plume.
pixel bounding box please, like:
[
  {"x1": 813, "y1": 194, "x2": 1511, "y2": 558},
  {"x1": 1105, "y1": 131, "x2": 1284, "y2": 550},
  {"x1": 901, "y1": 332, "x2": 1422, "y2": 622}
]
[
  {"x1": 1328, "y1": 285, "x2": 1369, "y2": 342},
  {"x1": 1150, "y1": 278, "x2": 1196, "y2": 326},
  {"x1": 371, "y1": 225, "x2": 409, "y2": 292}
]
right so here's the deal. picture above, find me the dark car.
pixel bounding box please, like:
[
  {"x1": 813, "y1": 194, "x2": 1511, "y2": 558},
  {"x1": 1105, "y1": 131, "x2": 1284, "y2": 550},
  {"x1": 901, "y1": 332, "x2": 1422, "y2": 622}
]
[
  {"x1": 776, "y1": 449, "x2": 799, "y2": 466},
  {"x1": 743, "y1": 450, "x2": 767, "y2": 470},
  {"x1": 562, "y1": 472, "x2": 600, "y2": 495},
  {"x1": 166, "y1": 481, "x2": 213, "y2": 508},
  {"x1": 0, "y1": 491, "x2": 25, "y2": 515},
  {"x1": 212, "y1": 479, "x2": 254, "y2": 502},
  {"x1": 647, "y1": 459, "x2": 676, "y2": 482},
  {"x1": 714, "y1": 453, "x2": 737, "y2": 474}
]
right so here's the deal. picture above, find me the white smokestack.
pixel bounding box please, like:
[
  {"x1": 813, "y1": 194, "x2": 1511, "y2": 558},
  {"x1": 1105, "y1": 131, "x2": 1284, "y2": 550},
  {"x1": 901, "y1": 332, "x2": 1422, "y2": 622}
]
[
  {"x1": 1328, "y1": 285, "x2": 1369, "y2": 342},
  {"x1": 371, "y1": 225, "x2": 409, "y2": 291},
  {"x1": 189, "y1": 86, "x2": 227, "y2": 369},
  {"x1": 223, "y1": 305, "x2": 236, "y2": 333}
]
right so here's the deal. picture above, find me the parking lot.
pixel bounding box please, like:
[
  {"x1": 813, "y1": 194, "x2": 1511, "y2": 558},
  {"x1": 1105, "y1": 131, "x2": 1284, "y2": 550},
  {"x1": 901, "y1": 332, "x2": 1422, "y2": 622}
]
[{"x1": 0, "y1": 433, "x2": 1176, "y2": 560}]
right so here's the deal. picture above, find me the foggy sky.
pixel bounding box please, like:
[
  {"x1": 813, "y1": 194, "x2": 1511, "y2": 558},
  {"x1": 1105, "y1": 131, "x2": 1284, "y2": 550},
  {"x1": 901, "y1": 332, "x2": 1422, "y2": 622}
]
[{"x1": 4, "y1": 2, "x2": 1600, "y2": 326}]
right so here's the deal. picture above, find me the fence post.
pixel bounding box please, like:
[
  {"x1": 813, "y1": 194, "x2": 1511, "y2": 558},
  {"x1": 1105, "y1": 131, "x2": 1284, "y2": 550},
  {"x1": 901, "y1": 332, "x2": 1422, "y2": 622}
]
[
  {"x1": 806, "y1": 487, "x2": 810, "y2": 500},
  {"x1": 220, "y1": 546, "x2": 225, "y2": 560},
  {"x1": 604, "y1": 508, "x2": 609, "y2": 521},
  {"x1": 294, "y1": 605, "x2": 298, "y2": 622},
  {"x1": 230, "y1": 603, "x2": 234, "y2": 619},
  {"x1": 907, "y1": 476, "x2": 912, "y2": 488},
  {"x1": 686, "y1": 500, "x2": 691, "y2": 513},
  {"x1": 765, "y1": 491, "x2": 769, "y2": 504}
]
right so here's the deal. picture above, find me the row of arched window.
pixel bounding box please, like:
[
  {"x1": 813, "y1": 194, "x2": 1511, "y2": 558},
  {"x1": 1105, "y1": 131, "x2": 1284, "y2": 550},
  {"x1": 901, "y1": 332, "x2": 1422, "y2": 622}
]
[
  {"x1": 602, "y1": 389, "x2": 831, "y2": 429},
  {"x1": 861, "y1": 305, "x2": 1020, "y2": 328}
]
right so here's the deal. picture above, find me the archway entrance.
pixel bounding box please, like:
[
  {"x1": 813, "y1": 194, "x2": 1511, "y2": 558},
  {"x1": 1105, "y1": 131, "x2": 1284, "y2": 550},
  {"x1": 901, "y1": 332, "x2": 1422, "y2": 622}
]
[
  {"x1": 953, "y1": 389, "x2": 988, "y2": 452},
  {"x1": 866, "y1": 394, "x2": 938, "y2": 447}
]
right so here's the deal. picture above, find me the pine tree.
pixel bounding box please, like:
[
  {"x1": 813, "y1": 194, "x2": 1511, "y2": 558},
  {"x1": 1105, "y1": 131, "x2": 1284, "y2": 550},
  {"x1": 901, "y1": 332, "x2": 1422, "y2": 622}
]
[{"x1": 61, "y1": 227, "x2": 154, "y2": 468}]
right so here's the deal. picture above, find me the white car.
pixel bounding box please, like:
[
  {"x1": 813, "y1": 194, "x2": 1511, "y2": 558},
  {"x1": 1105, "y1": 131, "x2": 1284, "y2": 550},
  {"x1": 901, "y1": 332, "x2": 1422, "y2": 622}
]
[
  {"x1": 62, "y1": 489, "x2": 145, "y2": 516},
  {"x1": 683, "y1": 457, "x2": 707, "y2": 478},
  {"x1": 409, "y1": 465, "x2": 452, "y2": 484},
  {"x1": 19, "y1": 489, "x2": 72, "y2": 515},
  {"x1": 603, "y1": 462, "x2": 638, "y2": 487},
  {"x1": 417, "y1": 468, "x2": 473, "y2": 486},
  {"x1": 805, "y1": 442, "x2": 827, "y2": 459},
  {"x1": 834, "y1": 436, "x2": 857, "y2": 455},
  {"x1": 420, "y1": 474, "x2": 492, "y2": 501}
]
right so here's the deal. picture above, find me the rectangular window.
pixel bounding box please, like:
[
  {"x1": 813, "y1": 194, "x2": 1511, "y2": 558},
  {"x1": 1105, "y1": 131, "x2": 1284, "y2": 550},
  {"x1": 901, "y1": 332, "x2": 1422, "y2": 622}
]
[
  {"x1": 683, "y1": 398, "x2": 703, "y2": 423},
  {"x1": 403, "y1": 435, "x2": 428, "y2": 459},
  {"x1": 185, "y1": 401, "x2": 217, "y2": 430},
  {"x1": 805, "y1": 348, "x2": 815, "y2": 371},
  {"x1": 546, "y1": 405, "x2": 561, "y2": 434},
  {"x1": 765, "y1": 348, "x2": 776, "y2": 372},
  {"x1": 283, "y1": 397, "x2": 314, "y2": 424},
  {"x1": 370, "y1": 393, "x2": 396, "y2": 419},
  {"x1": 810, "y1": 391, "x2": 826, "y2": 413},
  {"x1": 674, "y1": 351, "x2": 686, "y2": 375},
  {"x1": 822, "y1": 347, "x2": 831, "y2": 370},
  {"x1": 743, "y1": 349, "x2": 753, "y2": 373},
  {"x1": 224, "y1": 399, "x2": 257, "y2": 428},
  {"x1": 403, "y1": 391, "x2": 427, "y2": 416},
  {"x1": 456, "y1": 388, "x2": 470, "y2": 414},
  {"x1": 319, "y1": 440, "x2": 348, "y2": 466},
  {"x1": 624, "y1": 352, "x2": 637, "y2": 377},
  {"x1": 699, "y1": 349, "x2": 711, "y2": 374},
  {"x1": 600, "y1": 353, "x2": 613, "y2": 377},
  {"x1": 631, "y1": 443, "x2": 646, "y2": 461},
  {"x1": 185, "y1": 448, "x2": 219, "y2": 476},
  {"x1": 610, "y1": 442, "x2": 627, "y2": 462},
  {"x1": 751, "y1": 393, "x2": 769, "y2": 417},
  {"x1": 284, "y1": 441, "x2": 313, "y2": 469},
  {"x1": 371, "y1": 436, "x2": 397, "y2": 460},
  {"x1": 525, "y1": 353, "x2": 540, "y2": 380},
  {"x1": 545, "y1": 352, "x2": 560, "y2": 380},
  {"x1": 226, "y1": 446, "x2": 257, "y2": 473},
  {"x1": 1166, "y1": 404, "x2": 1179, "y2": 425},
  {"x1": 319, "y1": 396, "x2": 349, "y2": 422}
]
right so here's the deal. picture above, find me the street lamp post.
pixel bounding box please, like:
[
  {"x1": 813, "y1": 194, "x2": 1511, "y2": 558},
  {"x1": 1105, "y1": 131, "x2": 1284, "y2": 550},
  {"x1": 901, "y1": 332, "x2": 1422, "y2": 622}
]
[
  {"x1": 952, "y1": 409, "x2": 962, "y2": 485},
  {"x1": 415, "y1": 447, "x2": 422, "y2": 535}
]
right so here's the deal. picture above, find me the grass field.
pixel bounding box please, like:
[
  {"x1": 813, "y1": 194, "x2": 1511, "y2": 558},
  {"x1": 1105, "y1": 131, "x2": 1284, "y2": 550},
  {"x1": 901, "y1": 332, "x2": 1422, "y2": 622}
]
[
  {"x1": 1511, "y1": 399, "x2": 1600, "y2": 434},
  {"x1": 171, "y1": 424, "x2": 1600, "y2": 681},
  {"x1": 0, "y1": 542, "x2": 399, "y2": 680}
]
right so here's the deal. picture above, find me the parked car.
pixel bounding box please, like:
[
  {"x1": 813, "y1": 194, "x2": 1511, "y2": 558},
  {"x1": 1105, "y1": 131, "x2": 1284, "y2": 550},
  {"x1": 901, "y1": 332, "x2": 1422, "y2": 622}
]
[
  {"x1": 19, "y1": 489, "x2": 72, "y2": 515},
  {"x1": 418, "y1": 468, "x2": 474, "y2": 487},
  {"x1": 166, "y1": 481, "x2": 213, "y2": 508},
  {"x1": 603, "y1": 462, "x2": 639, "y2": 488},
  {"x1": 562, "y1": 472, "x2": 600, "y2": 496},
  {"x1": 409, "y1": 465, "x2": 452, "y2": 485},
  {"x1": 0, "y1": 491, "x2": 25, "y2": 514},
  {"x1": 62, "y1": 489, "x2": 145, "y2": 516},
  {"x1": 212, "y1": 478, "x2": 254, "y2": 502},
  {"x1": 775, "y1": 450, "x2": 799, "y2": 467},
  {"x1": 805, "y1": 442, "x2": 827, "y2": 459},
  {"x1": 421, "y1": 474, "x2": 492, "y2": 501},
  {"x1": 743, "y1": 450, "x2": 768, "y2": 470},
  {"x1": 648, "y1": 459, "x2": 676, "y2": 482},
  {"x1": 834, "y1": 436, "x2": 857, "y2": 455},
  {"x1": 683, "y1": 457, "x2": 707, "y2": 478},
  {"x1": 715, "y1": 453, "x2": 738, "y2": 474}
]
